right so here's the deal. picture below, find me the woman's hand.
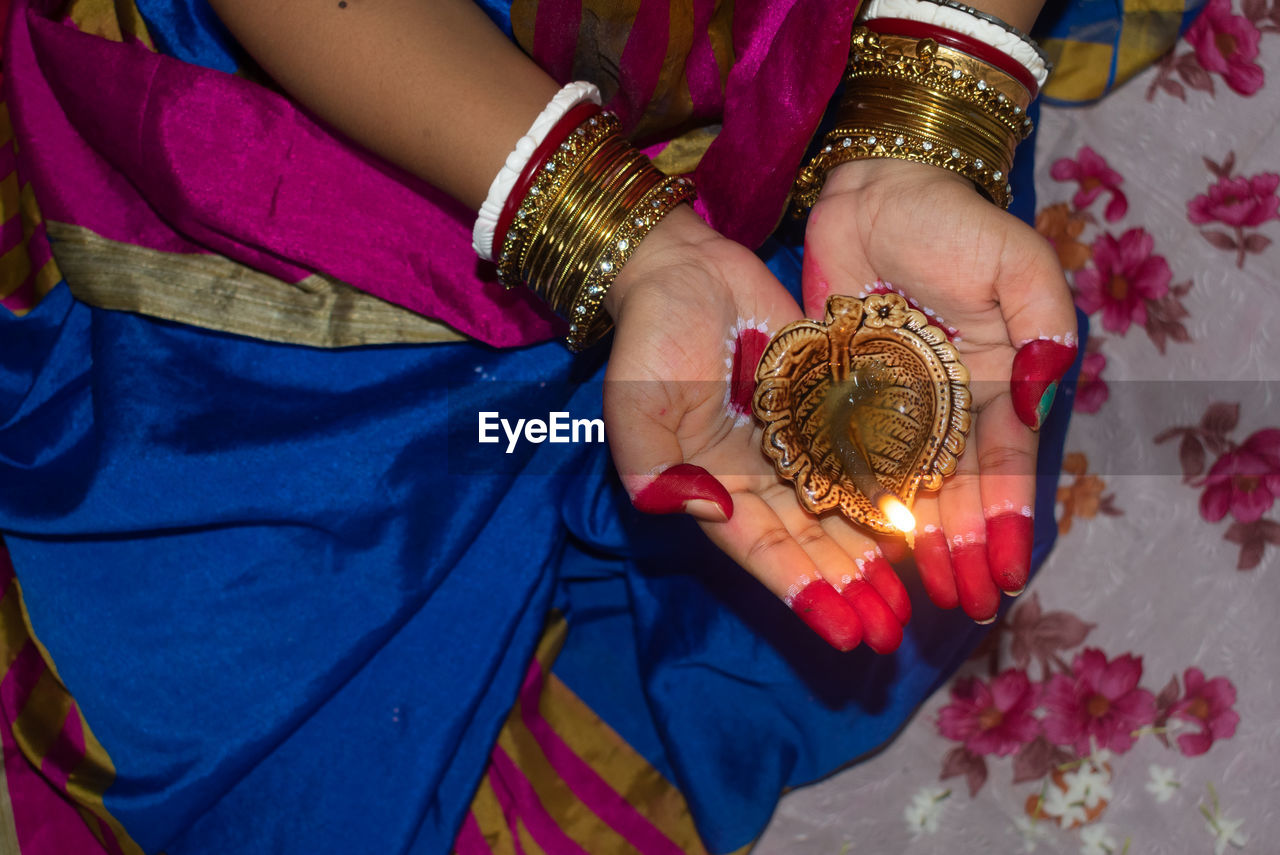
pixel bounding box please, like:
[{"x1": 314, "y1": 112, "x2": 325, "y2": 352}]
[
  {"x1": 802, "y1": 159, "x2": 1077, "y2": 622},
  {"x1": 603, "y1": 206, "x2": 911, "y2": 654}
]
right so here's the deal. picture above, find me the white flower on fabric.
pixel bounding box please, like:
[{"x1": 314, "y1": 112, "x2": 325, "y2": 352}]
[
  {"x1": 1201, "y1": 784, "x2": 1248, "y2": 855},
  {"x1": 1063, "y1": 760, "x2": 1113, "y2": 810},
  {"x1": 902, "y1": 785, "x2": 950, "y2": 837},
  {"x1": 1013, "y1": 815, "x2": 1052, "y2": 852},
  {"x1": 1079, "y1": 823, "x2": 1118, "y2": 855},
  {"x1": 1145, "y1": 765, "x2": 1180, "y2": 803},
  {"x1": 1087, "y1": 744, "x2": 1114, "y2": 768},
  {"x1": 1204, "y1": 811, "x2": 1248, "y2": 855},
  {"x1": 1042, "y1": 781, "x2": 1089, "y2": 827}
]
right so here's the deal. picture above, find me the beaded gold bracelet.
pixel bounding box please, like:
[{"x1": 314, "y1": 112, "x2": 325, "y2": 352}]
[
  {"x1": 496, "y1": 111, "x2": 697, "y2": 351},
  {"x1": 793, "y1": 26, "x2": 1036, "y2": 212}
]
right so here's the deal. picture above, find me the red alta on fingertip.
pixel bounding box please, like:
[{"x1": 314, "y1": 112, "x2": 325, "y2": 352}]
[
  {"x1": 951, "y1": 541, "x2": 1000, "y2": 623},
  {"x1": 913, "y1": 528, "x2": 960, "y2": 610},
  {"x1": 632, "y1": 464, "x2": 733, "y2": 520},
  {"x1": 987, "y1": 511, "x2": 1033, "y2": 593},
  {"x1": 790, "y1": 581, "x2": 863, "y2": 651},
  {"x1": 1011, "y1": 339, "x2": 1078, "y2": 430},
  {"x1": 839, "y1": 578, "x2": 903, "y2": 654},
  {"x1": 859, "y1": 553, "x2": 911, "y2": 626}
]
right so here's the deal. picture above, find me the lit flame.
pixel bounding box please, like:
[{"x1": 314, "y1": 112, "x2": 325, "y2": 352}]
[{"x1": 880, "y1": 496, "x2": 916, "y2": 534}]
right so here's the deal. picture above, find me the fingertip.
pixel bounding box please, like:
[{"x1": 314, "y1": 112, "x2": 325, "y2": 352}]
[
  {"x1": 987, "y1": 510, "x2": 1034, "y2": 593},
  {"x1": 914, "y1": 526, "x2": 960, "y2": 610},
  {"x1": 632, "y1": 463, "x2": 733, "y2": 520},
  {"x1": 839, "y1": 578, "x2": 903, "y2": 654},
  {"x1": 1011, "y1": 338, "x2": 1079, "y2": 430},
  {"x1": 951, "y1": 540, "x2": 1001, "y2": 623},
  {"x1": 859, "y1": 552, "x2": 911, "y2": 626},
  {"x1": 790, "y1": 579, "x2": 864, "y2": 651}
]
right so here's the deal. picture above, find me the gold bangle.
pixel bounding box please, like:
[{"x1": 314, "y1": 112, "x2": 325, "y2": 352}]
[
  {"x1": 497, "y1": 113, "x2": 619, "y2": 289},
  {"x1": 792, "y1": 26, "x2": 1033, "y2": 212},
  {"x1": 496, "y1": 110, "x2": 697, "y2": 351},
  {"x1": 863, "y1": 33, "x2": 1032, "y2": 113},
  {"x1": 540, "y1": 141, "x2": 651, "y2": 305},
  {"x1": 563, "y1": 175, "x2": 695, "y2": 351},
  {"x1": 795, "y1": 127, "x2": 1011, "y2": 209},
  {"x1": 847, "y1": 28, "x2": 1034, "y2": 138},
  {"x1": 525, "y1": 137, "x2": 631, "y2": 300}
]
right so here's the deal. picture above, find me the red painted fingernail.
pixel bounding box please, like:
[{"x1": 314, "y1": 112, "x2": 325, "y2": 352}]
[
  {"x1": 858, "y1": 551, "x2": 911, "y2": 626},
  {"x1": 632, "y1": 464, "x2": 733, "y2": 520},
  {"x1": 1011, "y1": 338, "x2": 1078, "y2": 430},
  {"x1": 839, "y1": 576, "x2": 902, "y2": 654},
  {"x1": 913, "y1": 526, "x2": 959, "y2": 610},
  {"x1": 951, "y1": 538, "x2": 1000, "y2": 622},
  {"x1": 728, "y1": 325, "x2": 771, "y2": 420},
  {"x1": 789, "y1": 579, "x2": 863, "y2": 651},
  {"x1": 987, "y1": 508, "x2": 1034, "y2": 593}
]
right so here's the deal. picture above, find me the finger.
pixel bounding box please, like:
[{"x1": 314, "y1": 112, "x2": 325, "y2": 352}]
[
  {"x1": 770, "y1": 504, "x2": 901, "y2": 653},
  {"x1": 977, "y1": 393, "x2": 1038, "y2": 595},
  {"x1": 706, "y1": 493, "x2": 864, "y2": 651},
  {"x1": 875, "y1": 533, "x2": 910, "y2": 565},
  {"x1": 820, "y1": 518, "x2": 911, "y2": 623},
  {"x1": 938, "y1": 437, "x2": 1001, "y2": 623},
  {"x1": 996, "y1": 227, "x2": 1079, "y2": 429},
  {"x1": 1011, "y1": 338, "x2": 1079, "y2": 431},
  {"x1": 632, "y1": 463, "x2": 733, "y2": 521},
  {"x1": 856, "y1": 547, "x2": 911, "y2": 626},
  {"x1": 605, "y1": 383, "x2": 733, "y2": 523},
  {"x1": 910, "y1": 495, "x2": 961, "y2": 610},
  {"x1": 840, "y1": 575, "x2": 903, "y2": 654}
]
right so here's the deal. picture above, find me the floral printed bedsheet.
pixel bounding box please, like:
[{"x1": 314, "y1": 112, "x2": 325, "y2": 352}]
[{"x1": 757, "y1": 5, "x2": 1279, "y2": 853}]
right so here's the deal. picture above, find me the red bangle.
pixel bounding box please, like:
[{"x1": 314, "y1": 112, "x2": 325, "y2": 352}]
[
  {"x1": 863, "y1": 17, "x2": 1038, "y2": 98},
  {"x1": 494, "y1": 102, "x2": 603, "y2": 255}
]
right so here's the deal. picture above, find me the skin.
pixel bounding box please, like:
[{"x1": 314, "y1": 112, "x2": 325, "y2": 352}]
[{"x1": 208, "y1": 0, "x2": 1073, "y2": 644}]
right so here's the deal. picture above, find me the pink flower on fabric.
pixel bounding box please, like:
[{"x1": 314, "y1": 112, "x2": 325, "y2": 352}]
[
  {"x1": 1043, "y1": 648, "x2": 1156, "y2": 755},
  {"x1": 1050, "y1": 146, "x2": 1128, "y2": 222},
  {"x1": 1186, "y1": 0, "x2": 1265, "y2": 96},
  {"x1": 938, "y1": 670, "x2": 1041, "y2": 756},
  {"x1": 1073, "y1": 229, "x2": 1171, "y2": 334},
  {"x1": 1200, "y1": 429, "x2": 1280, "y2": 523},
  {"x1": 1188, "y1": 173, "x2": 1280, "y2": 228},
  {"x1": 1169, "y1": 668, "x2": 1240, "y2": 756},
  {"x1": 1074, "y1": 350, "x2": 1109, "y2": 414}
]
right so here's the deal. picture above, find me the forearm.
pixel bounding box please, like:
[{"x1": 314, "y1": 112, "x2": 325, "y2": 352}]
[
  {"x1": 207, "y1": 0, "x2": 560, "y2": 210},
  {"x1": 962, "y1": 0, "x2": 1045, "y2": 33}
]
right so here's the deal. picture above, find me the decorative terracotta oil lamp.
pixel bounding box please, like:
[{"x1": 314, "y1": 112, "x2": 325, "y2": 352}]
[{"x1": 753, "y1": 293, "x2": 971, "y2": 539}]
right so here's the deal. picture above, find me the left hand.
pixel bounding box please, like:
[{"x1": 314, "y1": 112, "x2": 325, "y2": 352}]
[{"x1": 802, "y1": 159, "x2": 1078, "y2": 622}]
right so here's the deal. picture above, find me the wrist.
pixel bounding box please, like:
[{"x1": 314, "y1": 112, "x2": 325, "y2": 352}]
[
  {"x1": 823, "y1": 157, "x2": 975, "y2": 199},
  {"x1": 603, "y1": 204, "x2": 719, "y2": 320}
]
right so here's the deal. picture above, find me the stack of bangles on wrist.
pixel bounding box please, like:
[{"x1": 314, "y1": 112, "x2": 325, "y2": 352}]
[
  {"x1": 793, "y1": 0, "x2": 1050, "y2": 211},
  {"x1": 472, "y1": 84, "x2": 695, "y2": 352}
]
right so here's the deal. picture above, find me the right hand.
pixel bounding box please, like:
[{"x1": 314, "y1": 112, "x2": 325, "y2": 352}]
[{"x1": 602, "y1": 206, "x2": 912, "y2": 654}]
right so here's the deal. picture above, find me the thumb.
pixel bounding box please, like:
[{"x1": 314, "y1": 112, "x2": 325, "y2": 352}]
[
  {"x1": 631, "y1": 463, "x2": 733, "y2": 521},
  {"x1": 997, "y1": 228, "x2": 1080, "y2": 430},
  {"x1": 604, "y1": 382, "x2": 732, "y2": 522}
]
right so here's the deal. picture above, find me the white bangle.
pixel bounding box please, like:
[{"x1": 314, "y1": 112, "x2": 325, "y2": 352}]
[
  {"x1": 858, "y1": 0, "x2": 1049, "y2": 88},
  {"x1": 472, "y1": 81, "x2": 603, "y2": 262}
]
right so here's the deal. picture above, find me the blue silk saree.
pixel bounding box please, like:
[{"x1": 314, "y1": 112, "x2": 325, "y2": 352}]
[{"x1": 0, "y1": 0, "x2": 1202, "y2": 851}]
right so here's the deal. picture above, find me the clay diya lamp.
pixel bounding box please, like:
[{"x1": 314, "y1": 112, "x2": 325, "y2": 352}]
[{"x1": 752, "y1": 293, "x2": 971, "y2": 538}]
